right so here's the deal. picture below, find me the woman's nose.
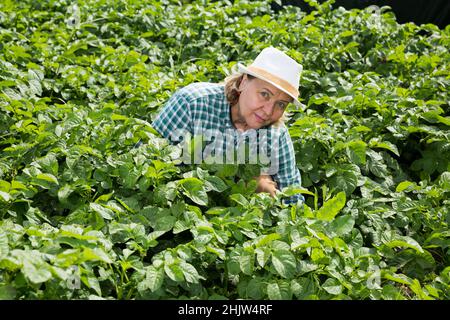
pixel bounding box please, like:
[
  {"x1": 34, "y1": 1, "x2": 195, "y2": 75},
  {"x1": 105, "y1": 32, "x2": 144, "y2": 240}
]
[{"x1": 261, "y1": 101, "x2": 274, "y2": 116}]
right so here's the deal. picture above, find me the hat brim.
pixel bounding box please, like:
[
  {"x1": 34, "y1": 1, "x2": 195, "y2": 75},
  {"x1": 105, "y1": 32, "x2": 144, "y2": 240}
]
[{"x1": 237, "y1": 63, "x2": 301, "y2": 107}]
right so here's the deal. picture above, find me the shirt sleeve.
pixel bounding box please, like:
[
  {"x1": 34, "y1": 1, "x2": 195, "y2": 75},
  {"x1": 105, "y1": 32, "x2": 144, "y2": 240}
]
[
  {"x1": 151, "y1": 89, "x2": 193, "y2": 143},
  {"x1": 272, "y1": 128, "x2": 305, "y2": 205}
]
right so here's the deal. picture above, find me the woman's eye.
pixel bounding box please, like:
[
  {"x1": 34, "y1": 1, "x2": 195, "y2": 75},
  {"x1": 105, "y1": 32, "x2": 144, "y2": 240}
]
[
  {"x1": 277, "y1": 102, "x2": 287, "y2": 109},
  {"x1": 260, "y1": 91, "x2": 269, "y2": 98}
]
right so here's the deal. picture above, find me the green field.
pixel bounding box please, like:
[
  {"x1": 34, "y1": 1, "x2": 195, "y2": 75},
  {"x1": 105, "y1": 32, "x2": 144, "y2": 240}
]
[{"x1": 0, "y1": 0, "x2": 449, "y2": 299}]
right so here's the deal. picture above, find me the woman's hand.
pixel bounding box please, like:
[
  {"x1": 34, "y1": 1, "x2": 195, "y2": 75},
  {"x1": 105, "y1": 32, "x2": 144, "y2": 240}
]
[{"x1": 255, "y1": 175, "x2": 278, "y2": 197}]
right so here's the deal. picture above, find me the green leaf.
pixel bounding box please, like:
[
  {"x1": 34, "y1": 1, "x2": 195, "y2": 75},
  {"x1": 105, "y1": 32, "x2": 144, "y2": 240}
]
[
  {"x1": 267, "y1": 282, "x2": 281, "y2": 299},
  {"x1": 0, "y1": 180, "x2": 11, "y2": 191},
  {"x1": 247, "y1": 278, "x2": 264, "y2": 299},
  {"x1": 297, "y1": 260, "x2": 319, "y2": 275},
  {"x1": 328, "y1": 164, "x2": 360, "y2": 196},
  {"x1": 273, "y1": 0, "x2": 282, "y2": 6},
  {"x1": 267, "y1": 281, "x2": 291, "y2": 300},
  {"x1": 383, "y1": 272, "x2": 412, "y2": 285},
  {"x1": 173, "y1": 219, "x2": 190, "y2": 234},
  {"x1": 28, "y1": 69, "x2": 44, "y2": 81},
  {"x1": 290, "y1": 278, "x2": 311, "y2": 298},
  {"x1": 82, "y1": 275, "x2": 102, "y2": 296},
  {"x1": 25, "y1": 78, "x2": 41, "y2": 98},
  {"x1": 111, "y1": 113, "x2": 128, "y2": 121},
  {"x1": 115, "y1": 197, "x2": 138, "y2": 214},
  {"x1": 438, "y1": 172, "x2": 450, "y2": 190},
  {"x1": 36, "y1": 173, "x2": 58, "y2": 184},
  {"x1": 409, "y1": 279, "x2": 433, "y2": 300},
  {"x1": 256, "y1": 233, "x2": 281, "y2": 247},
  {"x1": 0, "y1": 231, "x2": 9, "y2": 260},
  {"x1": 316, "y1": 192, "x2": 346, "y2": 221},
  {"x1": 0, "y1": 191, "x2": 11, "y2": 202},
  {"x1": 145, "y1": 266, "x2": 164, "y2": 292},
  {"x1": 340, "y1": 30, "x2": 355, "y2": 37},
  {"x1": 179, "y1": 178, "x2": 208, "y2": 206},
  {"x1": 271, "y1": 249, "x2": 297, "y2": 279},
  {"x1": 368, "y1": 151, "x2": 389, "y2": 178},
  {"x1": 65, "y1": 41, "x2": 88, "y2": 56},
  {"x1": 148, "y1": 230, "x2": 166, "y2": 242},
  {"x1": 35, "y1": 153, "x2": 59, "y2": 175},
  {"x1": 322, "y1": 278, "x2": 343, "y2": 295},
  {"x1": 204, "y1": 176, "x2": 228, "y2": 192},
  {"x1": 281, "y1": 186, "x2": 315, "y2": 197},
  {"x1": 329, "y1": 215, "x2": 355, "y2": 237},
  {"x1": 383, "y1": 236, "x2": 424, "y2": 253},
  {"x1": 379, "y1": 285, "x2": 406, "y2": 300},
  {"x1": 33, "y1": 173, "x2": 59, "y2": 189},
  {"x1": 82, "y1": 248, "x2": 112, "y2": 263},
  {"x1": 90, "y1": 203, "x2": 114, "y2": 220},
  {"x1": 95, "y1": 192, "x2": 114, "y2": 203},
  {"x1": 255, "y1": 247, "x2": 271, "y2": 268},
  {"x1": 0, "y1": 80, "x2": 16, "y2": 88},
  {"x1": 58, "y1": 185, "x2": 74, "y2": 203},
  {"x1": 396, "y1": 181, "x2": 416, "y2": 192},
  {"x1": 205, "y1": 207, "x2": 227, "y2": 215},
  {"x1": 180, "y1": 261, "x2": 201, "y2": 283},
  {"x1": 347, "y1": 140, "x2": 366, "y2": 165},
  {"x1": 370, "y1": 140, "x2": 400, "y2": 156},
  {"x1": 206, "y1": 246, "x2": 226, "y2": 259},
  {"x1": 291, "y1": 234, "x2": 310, "y2": 251},
  {"x1": 164, "y1": 263, "x2": 185, "y2": 282},
  {"x1": 119, "y1": 165, "x2": 139, "y2": 189},
  {"x1": 22, "y1": 260, "x2": 52, "y2": 284},
  {"x1": 436, "y1": 115, "x2": 450, "y2": 126},
  {"x1": 308, "y1": 94, "x2": 331, "y2": 106},
  {"x1": 213, "y1": 164, "x2": 238, "y2": 178},
  {"x1": 0, "y1": 285, "x2": 16, "y2": 299},
  {"x1": 230, "y1": 193, "x2": 249, "y2": 207},
  {"x1": 155, "y1": 215, "x2": 176, "y2": 232},
  {"x1": 239, "y1": 252, "x2": 254, "y2": 275}
]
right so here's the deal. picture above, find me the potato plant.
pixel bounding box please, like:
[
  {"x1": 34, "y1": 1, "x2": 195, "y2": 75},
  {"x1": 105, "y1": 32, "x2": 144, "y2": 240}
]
[{"x1": 0, "y1": 0, "x2": 449, "y2": 299}]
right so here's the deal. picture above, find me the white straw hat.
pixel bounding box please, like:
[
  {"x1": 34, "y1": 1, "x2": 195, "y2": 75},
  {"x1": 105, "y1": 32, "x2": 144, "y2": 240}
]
[{"x1": 237, "y1": 47, "x2": 303, "y2": 106}]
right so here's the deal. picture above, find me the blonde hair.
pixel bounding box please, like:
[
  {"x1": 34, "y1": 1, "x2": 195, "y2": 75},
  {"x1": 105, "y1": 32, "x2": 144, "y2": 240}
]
[{"x1": 222, "y1": 71, "x2": 289, "y2": 128}]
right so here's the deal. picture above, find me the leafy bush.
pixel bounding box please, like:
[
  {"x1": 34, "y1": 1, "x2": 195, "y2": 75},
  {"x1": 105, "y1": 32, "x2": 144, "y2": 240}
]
[{"x1": 0, "y1": 0, "x2": 449, "y2": 299}]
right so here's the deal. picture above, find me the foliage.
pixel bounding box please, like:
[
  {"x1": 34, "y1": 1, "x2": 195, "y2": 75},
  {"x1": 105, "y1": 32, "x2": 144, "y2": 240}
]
[{"x1": 0, "y1": 0, "x2": 449, "y2": 299}]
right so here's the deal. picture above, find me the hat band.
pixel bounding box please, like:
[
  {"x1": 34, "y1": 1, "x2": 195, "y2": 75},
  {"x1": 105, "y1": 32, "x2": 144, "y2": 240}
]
[{"x1": 247, "y1": 65, "x2": 299, "y2": 99}]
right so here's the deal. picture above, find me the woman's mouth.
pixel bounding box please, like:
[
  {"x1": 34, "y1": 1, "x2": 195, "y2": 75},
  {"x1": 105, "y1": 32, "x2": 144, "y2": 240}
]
[{"x1": 254, "y1": 113, "x2": 267, "y2": 123}]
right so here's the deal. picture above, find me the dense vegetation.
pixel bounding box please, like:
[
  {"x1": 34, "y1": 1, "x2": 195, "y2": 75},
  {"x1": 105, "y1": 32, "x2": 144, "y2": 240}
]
[{"x1": 0, "y1": 0, "x2": 449, "y2": 299}]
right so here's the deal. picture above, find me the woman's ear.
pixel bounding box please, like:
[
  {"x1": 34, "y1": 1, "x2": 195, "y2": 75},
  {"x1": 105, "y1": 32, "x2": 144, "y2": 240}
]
[{"x1": 238, "y1": 74, "x2": 248, "y2": 91}]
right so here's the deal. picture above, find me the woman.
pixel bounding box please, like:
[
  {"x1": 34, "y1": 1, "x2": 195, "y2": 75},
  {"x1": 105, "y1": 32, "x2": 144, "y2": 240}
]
[{"x1": 152, "y1": 47, "x2": 304, "y2": 204}]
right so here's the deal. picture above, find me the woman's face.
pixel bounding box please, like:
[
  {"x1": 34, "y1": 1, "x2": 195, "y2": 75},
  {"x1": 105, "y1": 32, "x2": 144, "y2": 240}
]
[{"x1": 233, "y1": 74, "x2": 293, "y2": 130}]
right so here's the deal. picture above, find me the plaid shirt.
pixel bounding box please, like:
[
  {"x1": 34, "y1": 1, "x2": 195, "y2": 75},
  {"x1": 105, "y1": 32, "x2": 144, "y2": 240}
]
[{"x1": 152, "y1": 82, "x2": 304, "y2": 204}]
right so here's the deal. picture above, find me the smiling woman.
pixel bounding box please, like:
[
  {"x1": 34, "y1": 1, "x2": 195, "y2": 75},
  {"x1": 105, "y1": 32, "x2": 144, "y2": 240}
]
[
  {"x1": 151, "y1": 47, "x2": 304, "y2": 204},
  {"x1": 227, "y1": 74, "x2": 292, "y2": 130}
]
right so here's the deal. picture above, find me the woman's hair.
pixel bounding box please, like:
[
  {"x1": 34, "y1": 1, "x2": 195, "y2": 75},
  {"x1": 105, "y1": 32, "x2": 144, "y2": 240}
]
[
  {"x1": 223, "y1": 71, "x2": 288, "y2": 127},
  {"x1": 223, "y1": 72, "x2": 250, "y2": 106}
]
